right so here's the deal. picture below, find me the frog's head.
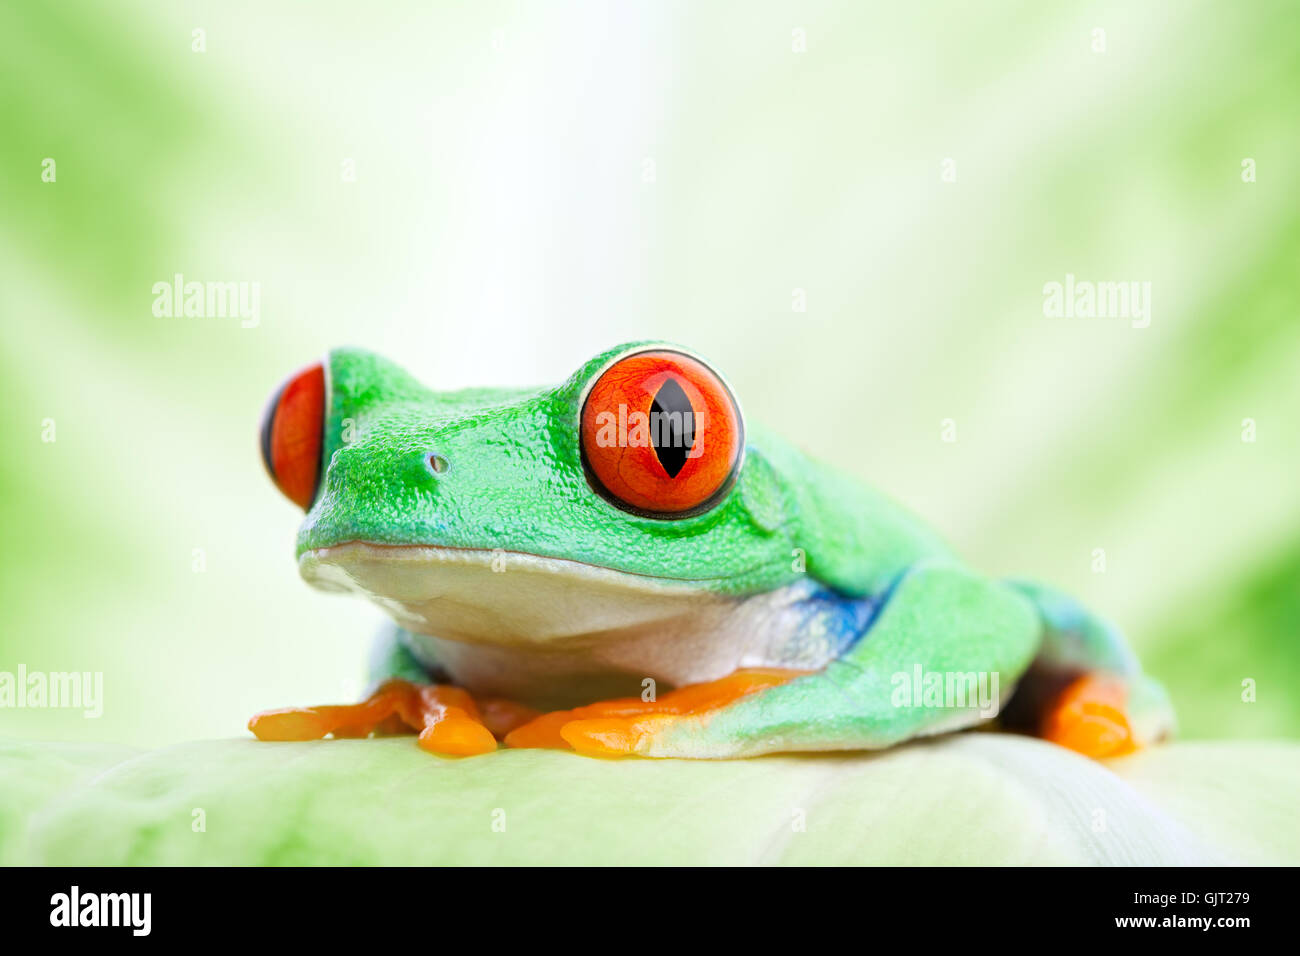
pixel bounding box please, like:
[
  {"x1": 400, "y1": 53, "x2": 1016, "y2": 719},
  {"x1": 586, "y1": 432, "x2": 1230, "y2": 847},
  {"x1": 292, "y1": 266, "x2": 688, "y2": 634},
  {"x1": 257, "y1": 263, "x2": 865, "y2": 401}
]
[{"x1": 258, "y1": 344, "x2": 804, "y2": 646}]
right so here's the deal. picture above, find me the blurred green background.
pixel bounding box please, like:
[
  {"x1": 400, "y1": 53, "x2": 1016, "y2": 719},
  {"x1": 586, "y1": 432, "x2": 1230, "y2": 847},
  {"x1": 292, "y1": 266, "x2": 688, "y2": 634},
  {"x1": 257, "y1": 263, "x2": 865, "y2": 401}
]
[{"x1": 2, "y1": 0, "x2": 1296, "y2": 747}]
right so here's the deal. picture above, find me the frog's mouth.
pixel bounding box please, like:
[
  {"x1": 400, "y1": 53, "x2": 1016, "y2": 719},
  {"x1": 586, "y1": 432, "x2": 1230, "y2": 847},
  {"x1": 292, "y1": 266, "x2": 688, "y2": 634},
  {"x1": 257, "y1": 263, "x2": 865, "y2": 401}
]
[{"x1": 300, "y1": 541, "x2": 729, "y2": 646}]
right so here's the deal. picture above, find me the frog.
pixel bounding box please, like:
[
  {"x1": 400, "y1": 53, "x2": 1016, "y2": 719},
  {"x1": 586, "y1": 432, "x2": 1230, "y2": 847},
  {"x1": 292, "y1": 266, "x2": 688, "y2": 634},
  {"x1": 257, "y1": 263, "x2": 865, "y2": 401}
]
[{"x1": 249, "y1": 342, "x2": 1175, "y2": 760}]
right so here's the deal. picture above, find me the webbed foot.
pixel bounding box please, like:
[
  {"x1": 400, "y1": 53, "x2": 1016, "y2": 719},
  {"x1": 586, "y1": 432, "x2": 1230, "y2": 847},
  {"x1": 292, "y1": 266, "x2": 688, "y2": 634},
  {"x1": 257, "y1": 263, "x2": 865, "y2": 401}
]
[
  {"x1": 504, "y1": 668, "x2": 808, "y2": 757},
  {"x1": 1040, "y1": 674, "x2": 1139, "y2": 758},
  {"x1": 248, "y1": 679, "x2": 539, "y2": 757}
]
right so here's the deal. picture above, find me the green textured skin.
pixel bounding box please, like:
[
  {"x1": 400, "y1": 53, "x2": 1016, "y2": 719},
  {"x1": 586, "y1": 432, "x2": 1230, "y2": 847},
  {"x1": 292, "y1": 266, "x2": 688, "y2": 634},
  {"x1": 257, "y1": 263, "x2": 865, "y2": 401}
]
[
  {"x1": 651, "y1": 563, "x2": 1042, "y2": 757},
  {"x1": 299, "y1": 344, "x2": 955, "y2": 597},
  {"x1": 284, "y1": 343, "x2": 1172, "y2": 756}
]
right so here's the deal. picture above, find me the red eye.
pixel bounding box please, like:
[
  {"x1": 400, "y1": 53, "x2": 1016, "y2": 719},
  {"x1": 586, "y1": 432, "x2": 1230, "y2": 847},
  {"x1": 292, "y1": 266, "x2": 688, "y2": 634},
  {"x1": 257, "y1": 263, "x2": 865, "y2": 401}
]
[
  {"x1": 260, "y1": 362, "x2": 326, "y2": 510},
  {"x1": 580, "y1": 349, "x2": 743, "y2": 517}
]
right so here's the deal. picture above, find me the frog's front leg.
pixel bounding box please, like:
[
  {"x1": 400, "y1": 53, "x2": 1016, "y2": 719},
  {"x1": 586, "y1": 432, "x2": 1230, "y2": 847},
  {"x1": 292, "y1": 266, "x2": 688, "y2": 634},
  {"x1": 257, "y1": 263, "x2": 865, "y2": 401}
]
[
  {"x1": 248, "y1": 679, "x2": 498, "y2": 754},
  {"x1": 510, "y1": 562, "x2": 1041, "y2": 758},
  {"x1": 248, "y1": 624, "x2": 538, "y2": 755},
  {"x1": 502, "y1": 668, "x2": 812, "y2": 754}
]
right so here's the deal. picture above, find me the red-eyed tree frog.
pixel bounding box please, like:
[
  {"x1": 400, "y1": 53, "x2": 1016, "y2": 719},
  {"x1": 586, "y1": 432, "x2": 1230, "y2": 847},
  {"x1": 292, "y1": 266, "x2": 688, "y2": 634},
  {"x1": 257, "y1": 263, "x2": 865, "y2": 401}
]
[{"x1": 250, "y1": 343, "x2": 1174, "y2": 759}]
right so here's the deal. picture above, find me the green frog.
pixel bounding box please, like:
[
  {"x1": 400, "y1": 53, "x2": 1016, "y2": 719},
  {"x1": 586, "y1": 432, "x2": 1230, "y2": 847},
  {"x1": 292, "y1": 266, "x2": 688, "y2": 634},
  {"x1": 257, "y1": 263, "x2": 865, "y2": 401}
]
[{"x1": 250, "y1": 343, "x2": 1174, "y2": 759}]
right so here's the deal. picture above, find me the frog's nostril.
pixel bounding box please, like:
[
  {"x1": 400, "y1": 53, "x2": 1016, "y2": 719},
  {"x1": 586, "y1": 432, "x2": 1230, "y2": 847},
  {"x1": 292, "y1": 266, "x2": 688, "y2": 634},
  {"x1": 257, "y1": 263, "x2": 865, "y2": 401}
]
[{"x1": 427, "y1": 453, "x2": 450, "y2": 475}]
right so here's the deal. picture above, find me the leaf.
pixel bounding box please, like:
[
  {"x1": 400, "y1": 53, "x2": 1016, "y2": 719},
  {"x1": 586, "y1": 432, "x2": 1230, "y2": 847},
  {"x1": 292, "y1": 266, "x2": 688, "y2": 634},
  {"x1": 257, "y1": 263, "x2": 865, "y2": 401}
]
[{"x1": 2, "y1": 734, "x2": 1296, "y2": 865}]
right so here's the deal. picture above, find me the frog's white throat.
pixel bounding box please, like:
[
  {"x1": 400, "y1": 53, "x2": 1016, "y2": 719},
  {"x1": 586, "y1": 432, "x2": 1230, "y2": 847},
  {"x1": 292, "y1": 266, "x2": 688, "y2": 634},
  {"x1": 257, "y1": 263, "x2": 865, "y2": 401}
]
[
  {"x1": 300, "y1": 542, "x2": 840, "y2": 708},
  {"x1": 301, "y1": 542, "x2": 724, "y2": 645}
]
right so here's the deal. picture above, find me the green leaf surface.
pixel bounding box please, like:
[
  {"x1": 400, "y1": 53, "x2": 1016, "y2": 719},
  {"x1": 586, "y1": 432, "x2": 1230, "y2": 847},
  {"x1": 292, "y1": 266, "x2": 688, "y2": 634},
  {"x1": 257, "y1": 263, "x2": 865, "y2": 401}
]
[{"x1": 3, "y1": 734, "x2": 1296, "y2": 865}]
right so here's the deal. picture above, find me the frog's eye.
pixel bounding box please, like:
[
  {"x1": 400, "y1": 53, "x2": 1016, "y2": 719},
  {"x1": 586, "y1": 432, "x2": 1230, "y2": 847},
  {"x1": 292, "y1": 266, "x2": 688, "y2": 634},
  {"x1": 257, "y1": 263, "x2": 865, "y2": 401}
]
[
  {"x1": 260, "y1": 362, "x2": 326, "y2": 510},
  {"x1": 580, "y1": 349, "x2": 743, "y2": 517}
]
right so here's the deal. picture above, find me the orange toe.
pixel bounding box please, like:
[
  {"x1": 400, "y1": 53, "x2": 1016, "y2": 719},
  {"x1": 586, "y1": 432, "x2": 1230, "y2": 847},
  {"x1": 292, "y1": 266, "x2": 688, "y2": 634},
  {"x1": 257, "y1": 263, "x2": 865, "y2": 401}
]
[
  {"x1": 408, "y1": 685, "x2": 498, "y2": 756},
  {"x1": 248, "y1": 707, "x2": 336, "y2": 741},
  {"x1": 418, "y1": 714, "x2": 498, "y2": 756},
  {"x1": 504, "y1": 711, "x2": 575, "y2": 749},
  {"x1": 560, "y1": 715, "x2": 679, "y2": 757},
  {"x1": 1042, "y1": 675, "x2": 1137, "y2": 758}
]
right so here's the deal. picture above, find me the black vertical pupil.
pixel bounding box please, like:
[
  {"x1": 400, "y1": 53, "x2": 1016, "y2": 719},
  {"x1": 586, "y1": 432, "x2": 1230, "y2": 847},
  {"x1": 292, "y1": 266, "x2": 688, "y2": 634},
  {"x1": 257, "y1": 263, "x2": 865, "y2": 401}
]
[{"x1": 650, "y1": 377, "x2": 695, "y2": 478}]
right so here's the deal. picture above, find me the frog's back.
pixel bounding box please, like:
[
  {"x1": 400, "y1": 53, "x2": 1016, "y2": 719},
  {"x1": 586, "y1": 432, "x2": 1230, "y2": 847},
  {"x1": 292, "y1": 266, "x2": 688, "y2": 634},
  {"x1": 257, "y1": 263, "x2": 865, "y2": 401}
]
[{"x1": 749, "y1": 423, "x2": 958, "y2": 599}]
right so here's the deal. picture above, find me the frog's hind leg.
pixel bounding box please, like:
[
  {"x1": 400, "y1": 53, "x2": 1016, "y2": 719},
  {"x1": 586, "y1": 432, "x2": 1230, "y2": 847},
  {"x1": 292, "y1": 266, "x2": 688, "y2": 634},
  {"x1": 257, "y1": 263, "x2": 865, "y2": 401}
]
[
  {"x1": 999, "y1": 581, "x2": 1176, "y2": 758},
  {"x1": 509, "y1": 562, "x2": 1042, "y2": 759}
]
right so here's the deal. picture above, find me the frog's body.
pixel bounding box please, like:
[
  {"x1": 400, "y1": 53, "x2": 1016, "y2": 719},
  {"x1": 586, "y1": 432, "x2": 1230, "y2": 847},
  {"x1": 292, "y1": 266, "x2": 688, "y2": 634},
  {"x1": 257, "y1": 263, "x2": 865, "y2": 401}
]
[
  {"x1": 251, "y1": 343, "x2": 1174, "y2": 759},
  {"x1": 347, "y1": 557, "x2": 876, "y2": 710}
]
